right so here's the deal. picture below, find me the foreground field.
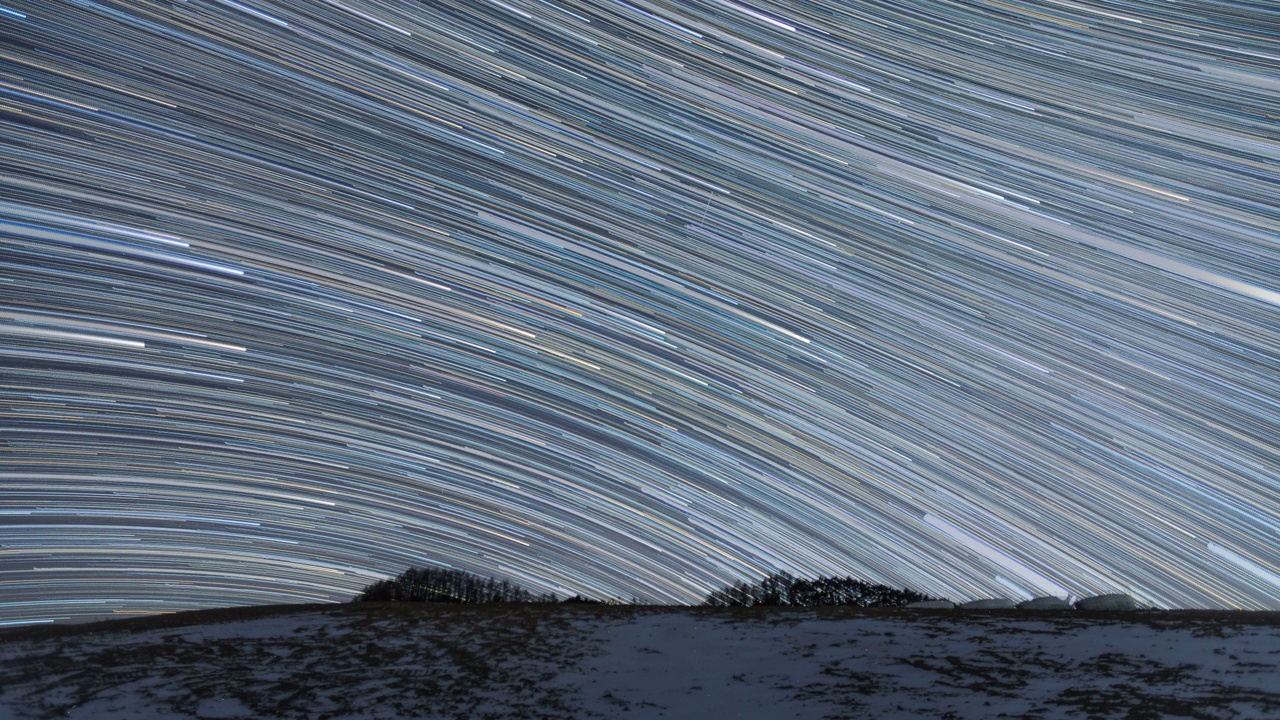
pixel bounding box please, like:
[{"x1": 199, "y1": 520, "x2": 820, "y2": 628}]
[{"x1": 2, "y1": 604, "x2": 1278, "y2": 719}]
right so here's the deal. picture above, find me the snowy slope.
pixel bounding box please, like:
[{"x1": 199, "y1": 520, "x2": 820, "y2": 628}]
[{"x1": 1, "y1": 604, "x2": 1278, "y2": 719}]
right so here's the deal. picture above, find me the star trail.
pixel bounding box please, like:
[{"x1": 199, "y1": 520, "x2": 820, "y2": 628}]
[{"x1": 1, "y1": 0, "x2": 1279, "y2": 623}]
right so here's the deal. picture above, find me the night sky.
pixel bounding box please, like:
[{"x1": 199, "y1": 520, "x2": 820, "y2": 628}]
[{"x1": 2, "y1": 0, "x2": 1279, "y2": 624}]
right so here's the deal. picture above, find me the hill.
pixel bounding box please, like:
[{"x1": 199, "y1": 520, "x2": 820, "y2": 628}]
[{"x1": 2, "y1": 604, "x2": 1279, "y2": 719}]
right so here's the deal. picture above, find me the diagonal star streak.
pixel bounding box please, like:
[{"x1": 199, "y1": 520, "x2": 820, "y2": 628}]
[{"x1": 1, "y1": 0, "x2": 1278, "y2": 623}]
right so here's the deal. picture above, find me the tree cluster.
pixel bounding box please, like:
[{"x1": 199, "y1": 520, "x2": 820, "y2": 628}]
[
  {"x1": 355, "y1": 565, "x2": 938, "y2": 608},
  {"x1": 704, "y1": 572, "x2": 939, "y2": 608},
  {"x1": 354, "y1": 566, "x2": 556, "y2": 604}
]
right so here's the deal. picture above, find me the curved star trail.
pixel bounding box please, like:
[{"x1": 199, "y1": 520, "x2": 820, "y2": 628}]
[{"x1": 2, "y1": 0, "x2": 1279, "y2": 623}]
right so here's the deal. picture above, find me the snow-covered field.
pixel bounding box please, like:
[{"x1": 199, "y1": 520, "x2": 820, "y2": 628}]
[{"x1": 1, "y1": 604, "x2": 1278, "y2": 719}]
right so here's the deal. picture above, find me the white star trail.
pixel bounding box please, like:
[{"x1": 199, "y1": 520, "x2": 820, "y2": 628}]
[{"x1": 1, "y1": 0, "x2": 1278, "y2": 623}]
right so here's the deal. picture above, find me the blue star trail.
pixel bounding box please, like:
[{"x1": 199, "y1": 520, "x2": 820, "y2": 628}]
[{"x1": 1, "y1": 0, "x2": 1278, "y2": 623}]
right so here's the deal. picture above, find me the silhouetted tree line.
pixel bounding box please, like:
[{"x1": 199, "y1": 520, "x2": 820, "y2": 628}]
[
  {"x1": 704, "y1": 572, "x2": 939, "y2": 608},
  {"x1": 356, "y1": 565, "x2": 937, "y2": 608},
  {"x1": 355, "y1": 566, "x2": 557, "y2": 604}
]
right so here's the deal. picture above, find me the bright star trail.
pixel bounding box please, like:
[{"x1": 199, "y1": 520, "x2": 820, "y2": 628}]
[{"x1": 1, "y1": 0, "x2": 1279, "y2": 624}]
